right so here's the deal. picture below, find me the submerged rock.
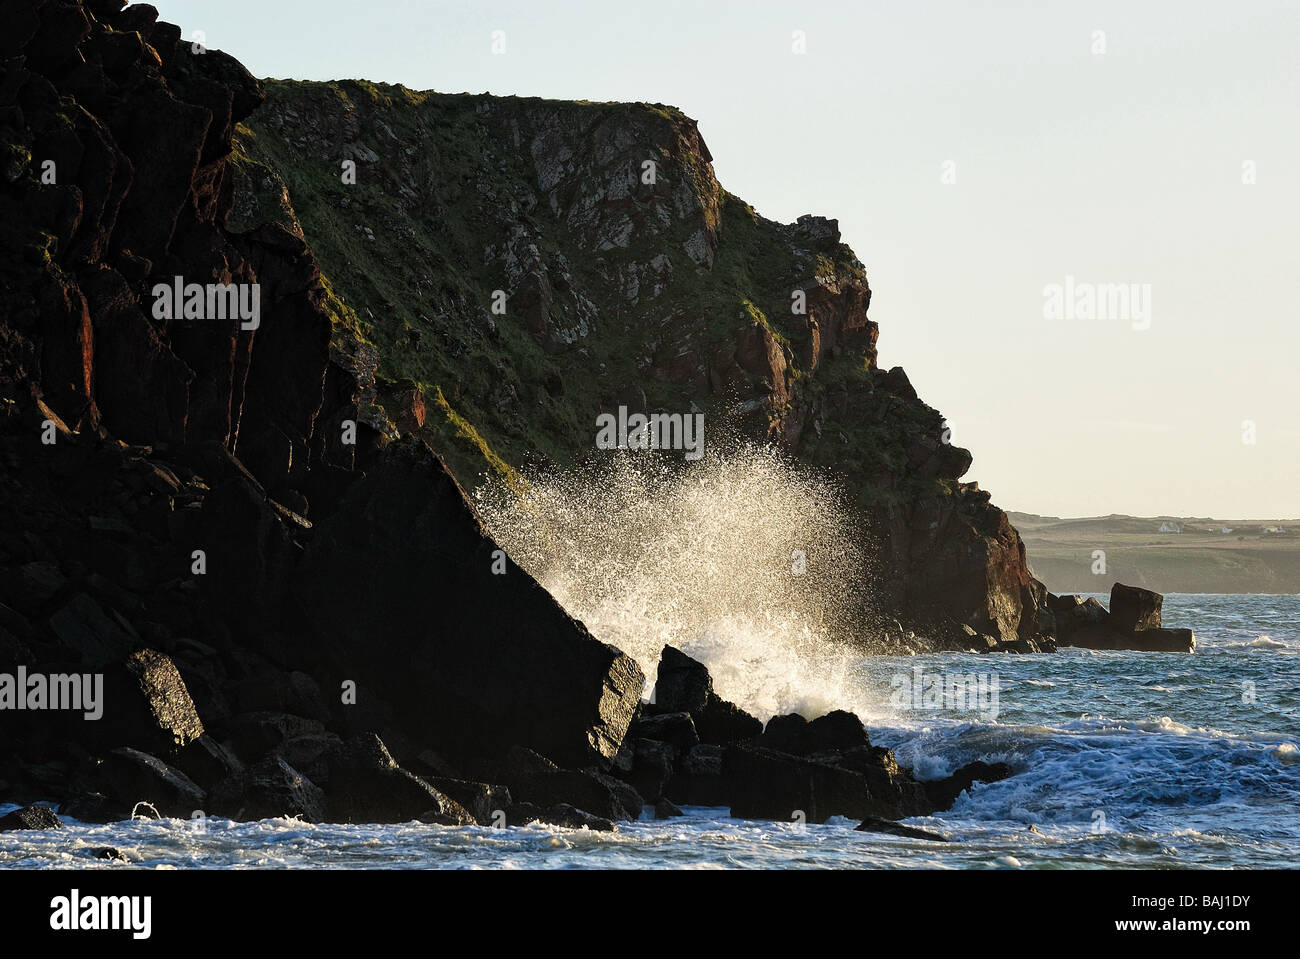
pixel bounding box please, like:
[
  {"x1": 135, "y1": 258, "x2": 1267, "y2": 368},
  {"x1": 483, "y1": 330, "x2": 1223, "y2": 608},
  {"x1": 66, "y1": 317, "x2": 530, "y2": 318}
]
[
  {"x1": 504, "y1": 801, "x2": 616, "y2": 832},
  {"x1": 855, "y1": 817, "x2": 948, "y2": 842}
]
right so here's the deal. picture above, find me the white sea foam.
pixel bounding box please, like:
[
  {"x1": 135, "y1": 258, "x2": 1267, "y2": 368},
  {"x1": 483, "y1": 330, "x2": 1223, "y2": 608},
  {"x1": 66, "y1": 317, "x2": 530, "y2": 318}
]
[{"x1": 474, "y1": 444, "x2": 885, "y2": 720}]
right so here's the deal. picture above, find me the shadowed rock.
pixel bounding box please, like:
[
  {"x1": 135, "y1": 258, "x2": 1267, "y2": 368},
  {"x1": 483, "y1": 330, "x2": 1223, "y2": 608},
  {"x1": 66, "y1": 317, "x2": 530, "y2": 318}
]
[
  {"x1": 325, "y1": 733, "x2": 474, "y2": 825},
  {"x1": 211, "y1": 755, "x2": 324, "y2": 822},
  {"x1": 97, "y1": 747, "x2": 206, "y2": 819},
  {"x1": 494, "y1": 745, "x2": 639, "y2": 821},
  {"x1": 293, "y1": 438, "x2": 644, "y2": 770},
  {"x1": 652, "y1": 646, "x2": 762, "y2": 746}
]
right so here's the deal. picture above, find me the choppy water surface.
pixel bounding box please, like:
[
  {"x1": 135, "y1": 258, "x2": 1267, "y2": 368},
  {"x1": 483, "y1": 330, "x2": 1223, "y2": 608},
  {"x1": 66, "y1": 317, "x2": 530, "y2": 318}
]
[{"x1": 2, "y1": 595, "x2": 1296, "y2": 869}]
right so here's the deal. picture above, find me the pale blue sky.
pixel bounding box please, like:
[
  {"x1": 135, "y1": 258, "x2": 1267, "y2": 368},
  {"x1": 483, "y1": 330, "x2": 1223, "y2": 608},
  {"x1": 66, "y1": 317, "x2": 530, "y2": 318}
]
[{"x1": 161, "y1": 0, "x2": 1299, "y2": 517}]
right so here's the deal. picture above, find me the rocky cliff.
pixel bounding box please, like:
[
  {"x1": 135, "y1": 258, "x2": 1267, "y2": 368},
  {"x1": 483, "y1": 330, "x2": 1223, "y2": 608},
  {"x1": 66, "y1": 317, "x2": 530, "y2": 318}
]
[
  {"x1": 230, "y1": 79, "x2": 1053, "y2": 644},
  {"x1": 0, "y1": 0, "x2": 1035, "y2": 828},
  {"x1": 0, "y1": 0, "x2": 646, "y2": 820}
]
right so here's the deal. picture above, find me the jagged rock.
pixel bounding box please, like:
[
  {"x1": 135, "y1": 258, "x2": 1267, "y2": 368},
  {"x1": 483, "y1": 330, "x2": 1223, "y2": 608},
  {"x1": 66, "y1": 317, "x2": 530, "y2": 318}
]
[
  {"x1": 1110, "y1": 583, "x2": 1163, "y2": 633},
  {"x1": 92, "y1": 649, "x2": 204, "y2": 760},
  {"x1": 97, "y1": 747, "x2": 206, "y2": 819},
  {"x1": 172, "y1": 734, "x2": 242, "y2": 792},
  {"x1": 227, "y1": 671, "x2": 329, "y2": 723},
  {"x1": 544, "y1": 804, "x2": 617, "y2": 832},
  {"x1": 1062, "y1": 625, "x2": 1196, "y2": 653},
  {"x1": 1050, "y1": 595, "x2": 1110, "y2": 636},
  {"x1": 654, "y1": 645, "x2": 711, "y2": 713},
  {"x1": 211, "y1": 755, "x2": 324, "y2": 822},
  {"x1": 60, "y1": 792, "x2": 114, "y2": 823},
  {"x1": 694, "y1": 696, "x2": 763, "y2": 745},
  {"x1": 758, "y1": 710, "x2": 869, "y2": 755},
  {"x1": 758, "y1": 714, "x2": 810, "y2": 754},
  {"x1": 293, "y1": 438, "x2": 644, "y2": 770},
  {"x1": 426, "y1": 778, "x2": 512, "y2": 826},
  {"x1": 47, "y1": 593, "x2": 135, "y2": 665},
  {"x1": 820, "y1": 746, "x2": 932, "y2": 820},
  {"x1": 325, "y1": 734, "x2": 474, "y2": 825},
  {"x1": 0, "y1": 803, "x2": 62, "y2": 830},
  {"x1": 494, "y1": 746, "x2": 636, "y2": 821},
  {"x1": 651, "y1": 646, "x2": 762, "y2": 746},
  {"x1": 855, "y1": 817, "x2": 948, "y2": 842},
  {"x1": 225, "y1": 711, "x2": 340, "y2": 785}
]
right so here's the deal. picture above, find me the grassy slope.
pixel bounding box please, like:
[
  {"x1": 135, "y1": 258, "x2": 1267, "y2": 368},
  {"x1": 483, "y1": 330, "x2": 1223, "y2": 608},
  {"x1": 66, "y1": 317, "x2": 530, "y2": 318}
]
[
  {"x1": 1011, "y1": 513, "x2": 1300, "y2": 593},
  {"x1": 230, "y1": 80, "x2": 917, "y2": 504}
]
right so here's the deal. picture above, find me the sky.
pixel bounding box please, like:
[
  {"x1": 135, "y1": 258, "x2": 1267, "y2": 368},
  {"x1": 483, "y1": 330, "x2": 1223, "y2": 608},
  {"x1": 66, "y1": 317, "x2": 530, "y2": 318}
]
[{"x1": 159, "y1": 0, "x2": 1299, "y2": 518}]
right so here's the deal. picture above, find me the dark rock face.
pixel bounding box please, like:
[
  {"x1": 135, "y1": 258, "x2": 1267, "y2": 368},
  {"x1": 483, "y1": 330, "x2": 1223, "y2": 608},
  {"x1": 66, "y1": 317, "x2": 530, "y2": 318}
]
[
  {"x1": 630, "y1": 713, "x2": 699, "y2": 754},
  {"x1": 723, "y1": 744, "x2": 877, "y2": 823},
  {"x1": 292, "y1": 438, "x2": 645, "y2": 772},
  {"x1": 625, "y1": 739, "x2": 677, "y2": 804},
  {"x1": 493, "y1": 746, "x2": 639, "y2": 821},
  {"x1": 325, "y1": 734, "x2": 474, "y2": 826},
  {"x1": 96, "y1": 747, "x2": 206, "y2": 819},
  {"x1": 651, "y1": 646, "x2": 762, "y2": 745},
  {"x1": 665, "y1": 744, "x2": 726, "y2": 807},
  {"x1": 211, "y1": 756, "x2": 325, "y2": 822},
  {"x1": 655, "y1": 646, "x2": 712, "y2": 714},
  {"x1": 426, "y1": 777, "x2": 512, "y2": 826},
  {"x1": 653, "y1": 798, "x2": 683, "y2": 819},
  {"x1": 0, "y1": 0, "x2": 651, "y2": 826},
  {"x1": 757, "y1": 710, "x2": 869, "y2": 755},
  {"x1": 1109, "y1": 583, "x2": 1162, "y2": 633},
  {"x1": 92, "y1": 649, "x2": 204, "y2": 761},
  {"x1": 0, "y1": 803, "x2": 62, "y2": 830}
]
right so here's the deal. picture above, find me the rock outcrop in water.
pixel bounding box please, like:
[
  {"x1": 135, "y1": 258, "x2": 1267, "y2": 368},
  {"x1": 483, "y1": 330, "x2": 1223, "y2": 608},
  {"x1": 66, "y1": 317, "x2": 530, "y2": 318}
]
[
  {"x1": 1051, "y1": 584, "x2": 1195, "y2": 653},
  {"x1": 614, "y1": 646, "x2": 1013, "y2": 823}
]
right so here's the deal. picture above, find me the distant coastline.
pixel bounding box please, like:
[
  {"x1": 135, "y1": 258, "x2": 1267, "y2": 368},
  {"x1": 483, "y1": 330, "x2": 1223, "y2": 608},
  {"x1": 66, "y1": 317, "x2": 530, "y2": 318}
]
[{"x1": 1012, "y1": 513, "x2": 1300, "y2": 594}]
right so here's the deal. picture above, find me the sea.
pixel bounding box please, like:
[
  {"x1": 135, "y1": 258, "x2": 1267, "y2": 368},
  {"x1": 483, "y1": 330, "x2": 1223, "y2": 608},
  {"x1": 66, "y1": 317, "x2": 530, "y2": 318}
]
[{"x1": 2, "y1": 594, "x2": 1296, "y2": 870}]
